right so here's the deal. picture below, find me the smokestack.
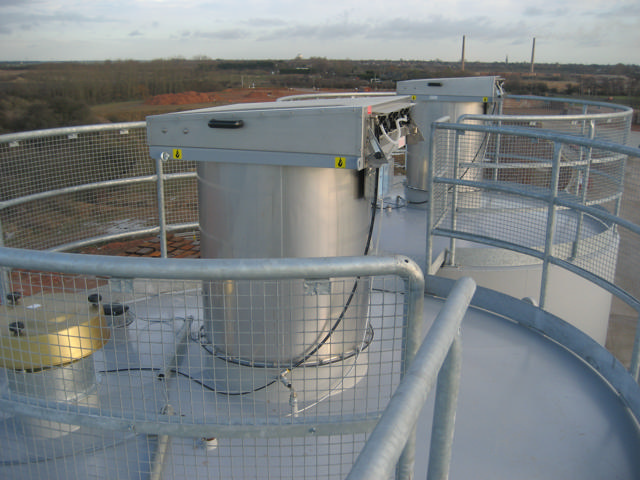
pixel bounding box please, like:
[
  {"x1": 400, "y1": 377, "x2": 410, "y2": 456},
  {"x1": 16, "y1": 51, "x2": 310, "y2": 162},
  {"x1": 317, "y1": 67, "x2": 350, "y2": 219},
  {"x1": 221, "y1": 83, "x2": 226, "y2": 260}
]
[
  {"x1": 530, "y1": 37, "x2": 536, "y2": 74},
  {"x1": 461, "y1": 35, "x2": 466, "y2": 71}
]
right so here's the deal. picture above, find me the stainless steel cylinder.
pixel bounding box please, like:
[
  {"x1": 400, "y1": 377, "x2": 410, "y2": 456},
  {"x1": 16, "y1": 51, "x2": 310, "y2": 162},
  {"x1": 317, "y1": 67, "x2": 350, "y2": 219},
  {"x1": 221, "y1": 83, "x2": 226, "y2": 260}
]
[
  {"x1": 199, "y1": 162, "x2": 371, "y2": 366},
  {"x1": 405, "y1": 101, "x2": 485, "y2": 205},
  {"x1": 7, "y1": 356, "x2": 97, "y2": 438},
  {"x1": 6, "y1": 356, "x2": 96, "y2": 401}
]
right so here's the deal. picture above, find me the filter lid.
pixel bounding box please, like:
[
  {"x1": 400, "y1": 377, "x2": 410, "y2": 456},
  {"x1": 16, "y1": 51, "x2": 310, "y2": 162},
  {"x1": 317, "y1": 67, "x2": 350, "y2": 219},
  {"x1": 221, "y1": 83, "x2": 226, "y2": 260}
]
[{"x1": 0, "y1": 292, "x2": 110, "y2": 370}]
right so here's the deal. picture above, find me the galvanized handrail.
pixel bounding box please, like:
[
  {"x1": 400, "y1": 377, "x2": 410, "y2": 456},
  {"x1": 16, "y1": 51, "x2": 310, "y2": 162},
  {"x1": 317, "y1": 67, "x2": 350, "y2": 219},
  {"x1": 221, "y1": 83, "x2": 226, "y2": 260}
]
[
  {"x1": 504, "y1": 94, "x2": 634, "y2": 114},
  {"x1": 0, "y1": 248, "x2": 427, "y2": 475},
  {"x1": 0, "y1": 122, "x2": 197, "y2": 255},
  {"x1": 347, "y1": 277, "x2": 475, "y2": 480},
  {"x1": 0, "y1": 249, "x2": 426, "y2": 382},
  {"x1": 426, "y1": 121, "x2": 640, "y2": 380},
  {"x1": 0, "y1": 249, "x2": 481, "y2": 480},
  {"x1": 0, "y1": 121, "x2": 147, "y2": 143}
]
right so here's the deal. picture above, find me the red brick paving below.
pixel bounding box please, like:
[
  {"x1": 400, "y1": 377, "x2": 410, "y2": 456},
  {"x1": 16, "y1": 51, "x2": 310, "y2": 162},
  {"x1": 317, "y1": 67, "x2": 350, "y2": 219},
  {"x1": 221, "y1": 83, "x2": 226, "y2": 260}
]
[{"x1": 77, "y1": 233, "x2": 201, "y2": 258}]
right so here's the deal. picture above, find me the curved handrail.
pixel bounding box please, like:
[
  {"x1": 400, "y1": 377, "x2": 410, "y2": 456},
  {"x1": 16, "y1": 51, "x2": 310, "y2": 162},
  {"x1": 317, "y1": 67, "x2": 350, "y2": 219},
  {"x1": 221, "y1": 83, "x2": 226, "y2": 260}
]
[
  {"x1": 435, "y1": 121, "x2": 639, "y2": 156},
  {"x1": 277, "y1": 92, "x2": 394, "y2": 102},
  {"x1": 427, "y1": 121, "x2": 640, "y2": 378},
  {"x1": 0, "y1": 122, "x2": 147, "y2": 144},
  {"x1": 504, "y1": 94, "x2": 634, "y2": 114},
  {"x1": 347, "y1": 277, "x2": 475, "y2": 480}
]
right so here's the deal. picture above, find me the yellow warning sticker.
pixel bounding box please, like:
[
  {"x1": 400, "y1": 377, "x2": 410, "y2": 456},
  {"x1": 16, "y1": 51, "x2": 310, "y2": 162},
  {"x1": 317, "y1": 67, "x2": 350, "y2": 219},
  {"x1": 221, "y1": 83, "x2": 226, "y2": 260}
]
[
  {"x1": 172, "y1": 148, "x2": 182, "y2": 160},
  {"x1": 482, "y1": 97, "x2": 489, "y2": 103},
  {"x1": 411, "y1": 95, "x2": 417, "y2": 101},
  {"x1": 335, "y1": 157, "x2": 346, "y2": 168}
]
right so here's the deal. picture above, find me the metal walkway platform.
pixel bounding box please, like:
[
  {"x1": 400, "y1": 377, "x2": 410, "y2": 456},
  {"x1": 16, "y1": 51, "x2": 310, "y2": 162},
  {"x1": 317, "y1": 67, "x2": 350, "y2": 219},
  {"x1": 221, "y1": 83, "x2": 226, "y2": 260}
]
[{"x1": 416, "y1": 286, "x2": 640, "y2": 479}]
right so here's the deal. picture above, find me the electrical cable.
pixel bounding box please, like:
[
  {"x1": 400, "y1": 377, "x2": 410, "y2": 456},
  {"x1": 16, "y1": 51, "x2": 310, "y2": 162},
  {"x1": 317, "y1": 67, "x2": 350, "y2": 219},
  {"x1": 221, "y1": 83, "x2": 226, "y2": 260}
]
[
  {"x1": 183, "y1": 325, "x2": 374, "y2": 397},
  {"x1": 98, "y1": 366, "x2": 269, "y2": 397}
]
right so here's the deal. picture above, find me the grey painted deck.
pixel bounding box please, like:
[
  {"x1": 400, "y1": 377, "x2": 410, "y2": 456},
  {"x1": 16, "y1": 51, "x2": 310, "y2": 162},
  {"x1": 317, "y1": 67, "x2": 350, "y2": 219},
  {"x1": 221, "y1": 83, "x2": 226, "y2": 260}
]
[{"x1": 415, "y1": 293, "x2": 640, "y2": 479}]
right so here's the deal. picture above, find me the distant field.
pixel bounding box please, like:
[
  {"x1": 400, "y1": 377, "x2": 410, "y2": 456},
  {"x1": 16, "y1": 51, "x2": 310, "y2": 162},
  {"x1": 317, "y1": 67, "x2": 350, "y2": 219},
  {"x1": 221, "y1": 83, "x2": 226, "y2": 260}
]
[
  {"x1": 1, "y1": 58, "x2": 637, "y2": 133},
  {"x1": 90, "y1": 87, "x2": 335, "y2": 123},
  {"x1": 91, "y1": 100, "x2": 219, "y2": 123}
]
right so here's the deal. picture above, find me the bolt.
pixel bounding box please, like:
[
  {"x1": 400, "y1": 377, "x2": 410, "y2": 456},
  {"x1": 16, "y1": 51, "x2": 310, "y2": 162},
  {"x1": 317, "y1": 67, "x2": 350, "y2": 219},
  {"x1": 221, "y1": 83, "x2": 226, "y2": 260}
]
[
  {"x1": 6, "y1": 292, "x2": 21, "y2": 305},
  {"x1": 9, "y1": 321, "x2": 25, "y2": 336},
  {"x1": 87, "y1": 293, "x2": 102, "y2": 307},
  {"x1": 103, "y1": 303, "x2": 129, "y2": 316}
]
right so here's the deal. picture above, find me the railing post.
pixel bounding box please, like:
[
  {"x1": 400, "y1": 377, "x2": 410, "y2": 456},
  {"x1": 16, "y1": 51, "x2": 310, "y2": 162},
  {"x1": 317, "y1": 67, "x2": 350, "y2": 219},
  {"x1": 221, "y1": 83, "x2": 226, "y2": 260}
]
[
  {"x1": 347, "y1": 277, "x2": 474, "y2": 480},
  {"x1": 630, "y1": 310, "x2": 640, "y2": 382},
  {"x1": 397, "y1": 266, "x2": 426, "y2": 480},
  {"x1": 539, "y1": 142, "x2": 563, "y2": 310},
  {"x1": 155, "y1": 154, "x2": 169, "y2": 259},
  {"x1": 448, "y1": 131, "x2": 462, "y2": 266},
  {"x1": 426, "y1": 124, "x2": 437, "y2": 275},
  {"x1": 571, "y1": 120, "x2": 595, "y2": 259},
  {"x1": 426, "y1": 333, "x2": 463, "y2": 480},
  {"x1": 0, "y1": 219, "x2": 8, "y2": 305},
  {"x1": 493, "y1": 99, "x2": 504, "y2": 181}
]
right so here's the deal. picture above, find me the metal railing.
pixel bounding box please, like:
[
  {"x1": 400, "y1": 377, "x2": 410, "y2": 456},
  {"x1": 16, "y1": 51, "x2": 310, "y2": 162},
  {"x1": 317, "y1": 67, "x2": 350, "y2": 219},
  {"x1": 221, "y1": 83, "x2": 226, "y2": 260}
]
[
  {"x1": 0, "y1": 248, "x2": 434, "y2": 479},
  {"x1": 459, "y1": 95, "x2": 632, "y2": 207},
  {"x1": 0, "y1": 122, "x2": 196, "y2": 253},
  {"x1": 347, "y1": 276, "x2": 475, "y2": 480},
  {"x1": 425, "y1": 120, "x2": 640, "y2": 380}
]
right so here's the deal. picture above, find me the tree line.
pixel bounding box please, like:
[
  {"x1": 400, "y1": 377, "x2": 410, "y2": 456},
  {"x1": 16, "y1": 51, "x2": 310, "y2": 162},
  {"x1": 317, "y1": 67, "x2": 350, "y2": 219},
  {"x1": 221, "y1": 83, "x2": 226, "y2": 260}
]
[{"x1": 1, "y1": 58, "x2": 639, "y2": 133}]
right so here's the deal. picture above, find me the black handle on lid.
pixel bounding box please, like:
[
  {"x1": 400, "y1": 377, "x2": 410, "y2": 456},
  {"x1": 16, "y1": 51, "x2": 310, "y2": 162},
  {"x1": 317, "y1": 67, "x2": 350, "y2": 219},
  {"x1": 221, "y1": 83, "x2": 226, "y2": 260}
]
[{"x1": 208, "y1": 119, "x2": 244, "y2": 129}]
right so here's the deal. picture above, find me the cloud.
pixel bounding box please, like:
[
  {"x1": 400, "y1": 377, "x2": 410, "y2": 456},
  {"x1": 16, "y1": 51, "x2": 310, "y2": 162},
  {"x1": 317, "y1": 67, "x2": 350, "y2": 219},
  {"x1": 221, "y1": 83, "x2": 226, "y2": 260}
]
[
  {"x1": 257, "y1": 22, "x2": 365, "y2": 42},
  {"x1": 191, "y1": 28, "x2": 250, "y2": 40},
  {"x1": 242, "y1": 17, "x2": 288, "y2": 28},
  {"x1": 0, "y1": 8, "x2": 116, "y2": 35},
  {"x1": 524, "y1": 6, "x2": 544, "y2": 15},
  {"x1": 0, "y1": 0, "x2": 38, "y2": 6},
  {"x1": 597, "y1": 2, "x2": 640, "y2": 18},
  {"x1": 0, "y1": 0, "x2": 637, "y2": 64},
  {"x1": 523, "y1": 6, "x2": 569, "y2": 16},
  {"x1": 254, "y1": 15, "x2": 534, "y2": 45}
]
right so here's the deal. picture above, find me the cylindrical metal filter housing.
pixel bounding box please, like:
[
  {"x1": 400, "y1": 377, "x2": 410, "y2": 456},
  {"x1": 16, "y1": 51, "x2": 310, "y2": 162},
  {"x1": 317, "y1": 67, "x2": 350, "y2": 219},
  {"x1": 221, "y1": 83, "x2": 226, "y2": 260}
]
[
  {"x1": 397, "y1": 77, "x2": 500, "y2": 205},
  {"x1": 199, "y1": 162, "x2": 371, "y2": 366},
  {"x1": 146, "y1": 97, "x2": 414, "y2": 370},
  {"x1": 405, "y1": 101, "x2": 485, "y2": 203}
]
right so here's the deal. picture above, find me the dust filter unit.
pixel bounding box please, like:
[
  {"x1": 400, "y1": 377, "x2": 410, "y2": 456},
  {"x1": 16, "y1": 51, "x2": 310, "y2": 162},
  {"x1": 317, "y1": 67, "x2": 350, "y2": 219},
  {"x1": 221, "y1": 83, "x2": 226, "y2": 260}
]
[
  {"x1": 397, "y1": 77, "x2": 502, "y2": 204},
  {"x1": 0, "y1": 292, "x2": 110, "y2": 437},
  {"x1": 147, "y1": 96, "x2": 414, "y2": 389}
]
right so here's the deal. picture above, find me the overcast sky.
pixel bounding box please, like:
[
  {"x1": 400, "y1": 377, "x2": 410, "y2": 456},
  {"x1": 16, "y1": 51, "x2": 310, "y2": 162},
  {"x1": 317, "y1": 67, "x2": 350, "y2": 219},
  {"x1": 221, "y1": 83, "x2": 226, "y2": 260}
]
[{"x1": 1, "y1": 0, "x2": 638, "y2": 64}]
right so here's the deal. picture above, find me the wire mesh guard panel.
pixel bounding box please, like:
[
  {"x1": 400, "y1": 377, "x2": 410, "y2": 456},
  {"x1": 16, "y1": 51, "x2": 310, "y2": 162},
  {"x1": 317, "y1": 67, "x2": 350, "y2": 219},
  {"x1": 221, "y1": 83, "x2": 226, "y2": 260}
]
[
  {"x1": 501, "y1": 101, "x2": 631, "y2": 145},
  {"x1": 0, "y1": 271, "x2": 408, "y2": 479},
  {"x1": 0, "y1": 125, "x2": 198, "y2": 251},
  {"x1": 430, "y1": 126, "x2": 627, "y2": 287},
  {"x1": 615, "y1": 153, "x2": 640, "y2": 315}
]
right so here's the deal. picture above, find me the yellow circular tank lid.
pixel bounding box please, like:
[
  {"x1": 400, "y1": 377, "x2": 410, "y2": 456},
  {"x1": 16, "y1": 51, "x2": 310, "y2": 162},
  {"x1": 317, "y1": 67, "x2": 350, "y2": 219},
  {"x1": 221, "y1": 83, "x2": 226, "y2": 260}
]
[{"x1": 0, "y1": 292, "x2": 110, "y2": 371}]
